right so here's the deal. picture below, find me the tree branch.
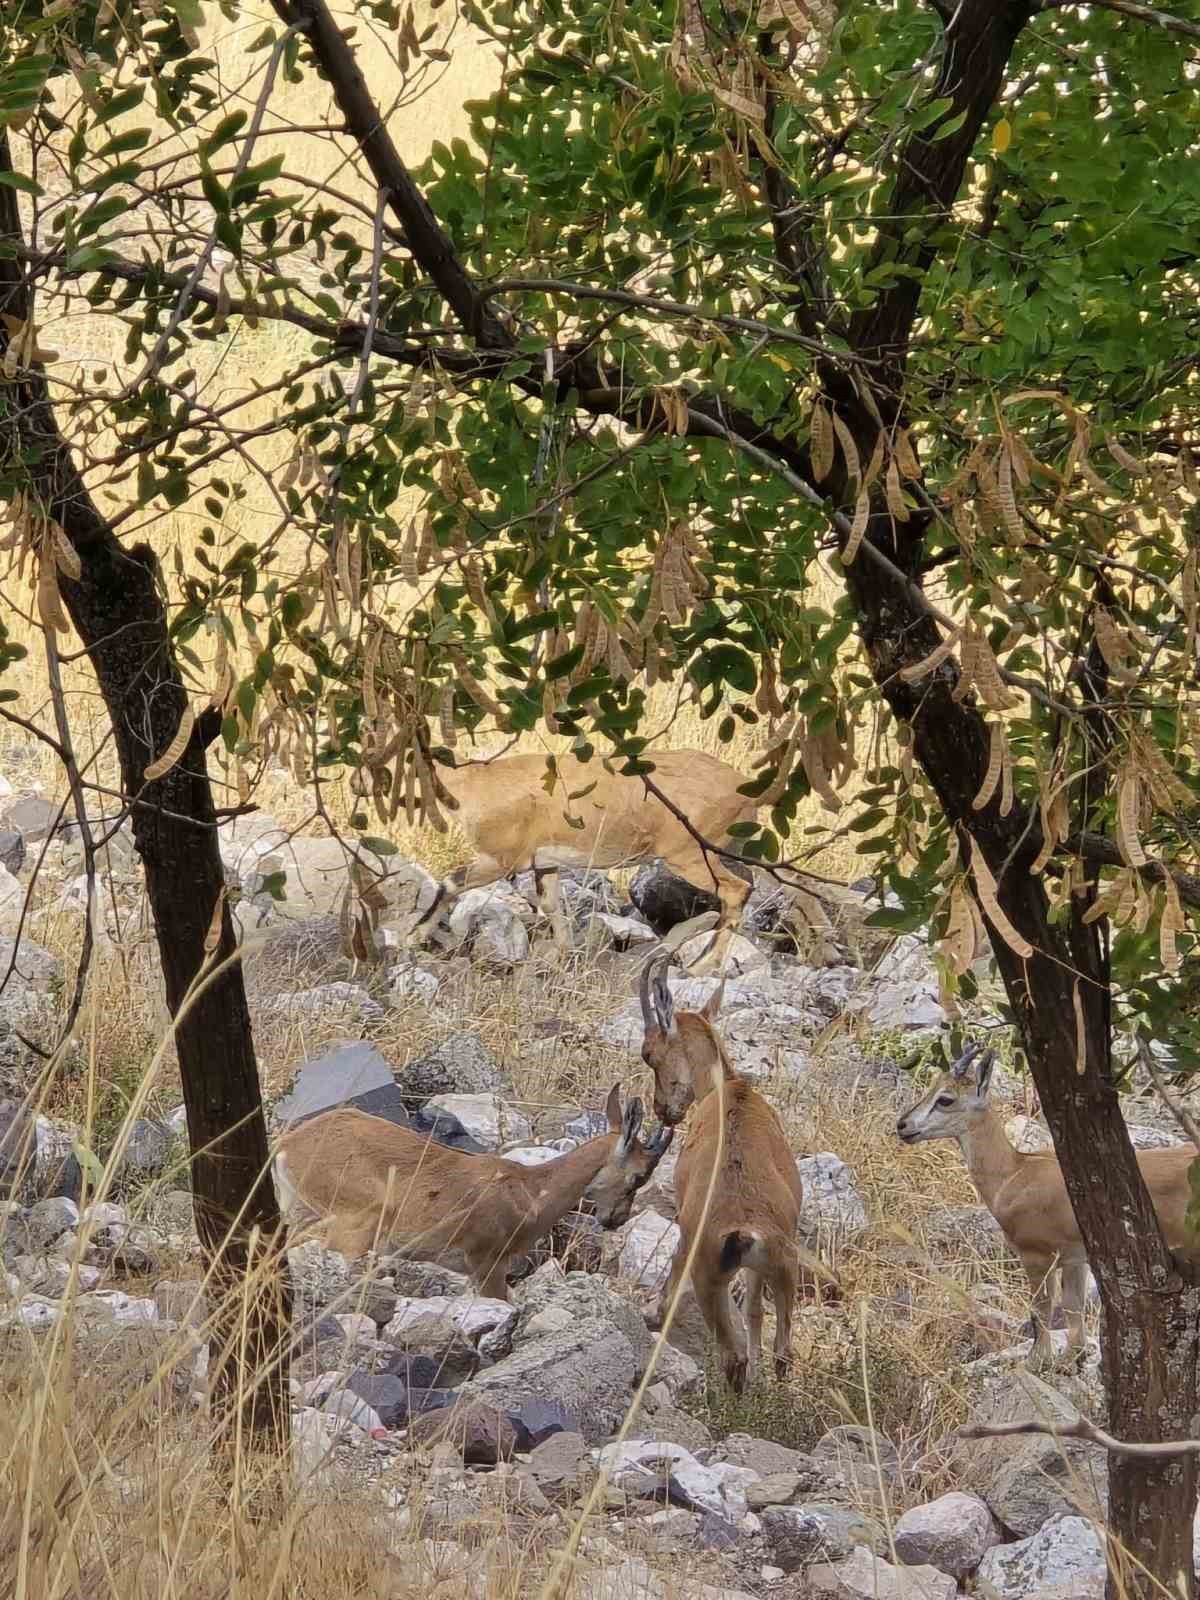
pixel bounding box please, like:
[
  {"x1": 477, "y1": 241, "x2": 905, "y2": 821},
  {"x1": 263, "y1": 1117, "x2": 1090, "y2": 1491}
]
[
  {"x1": 1039, "y1": 0, "x2": 1200, "y2": 43},
  {"x1": 1068, "y1": 832, "x2": 1200, "y2": 912},
  {"x1": 959, "y1": 1414, "x2": 1200, "y2": 1458}
]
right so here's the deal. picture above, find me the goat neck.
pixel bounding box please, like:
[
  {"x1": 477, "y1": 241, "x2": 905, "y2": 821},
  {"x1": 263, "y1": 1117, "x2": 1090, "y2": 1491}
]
[
  {"x1": 957, "y1": 1100, "x2": 1026, "y2": 1211},
  {"x1": 513, "y1": 1132, "x2": 616, "y2": 1239}
]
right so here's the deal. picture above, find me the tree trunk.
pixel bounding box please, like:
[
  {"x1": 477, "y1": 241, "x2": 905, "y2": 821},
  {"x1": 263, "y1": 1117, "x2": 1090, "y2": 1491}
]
[{"x1": 0, "y1": 136, "x2": 291, "y2": 1474}]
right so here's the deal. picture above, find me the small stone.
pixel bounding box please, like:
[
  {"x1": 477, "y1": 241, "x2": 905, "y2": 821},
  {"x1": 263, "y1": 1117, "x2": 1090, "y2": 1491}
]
[
  {"x1": 421, "y1": 1093, "x2": 531, "y2": 1151},
  {"x1": 121, "y1": 1119, "x2": 173, "y2": 1176},
  {"x1": 529, "y1": 1430, "x2": 588, "y2": 1500},
  {"x1": 26, "y1": 1196, "x2": 80, "y2": 1250},
  {"x1": 893, "y1": 1490, "x2": 1001, "y2": 1578},
  {"x1": 808, "y1": 1547, "x2": 956, "y2": 1600},
  {"x1": 745, "y1": 1473, "x2": 807, "y2": 1510},
  {"x1": 0, "y1": 832, "x2": 24, "y2": 876},
  {"x1": 320, "y1": 1388, "x2": 384, "y2": 1434},
  {"x1": 761, "y1": 1503, "x2": 884, "y2": 1572}
]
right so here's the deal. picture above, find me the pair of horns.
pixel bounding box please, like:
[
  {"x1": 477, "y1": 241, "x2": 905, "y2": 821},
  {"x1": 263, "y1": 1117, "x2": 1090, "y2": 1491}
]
[{"x1": 950, "y1": 1040, "x2": 997, "y2": 1080}]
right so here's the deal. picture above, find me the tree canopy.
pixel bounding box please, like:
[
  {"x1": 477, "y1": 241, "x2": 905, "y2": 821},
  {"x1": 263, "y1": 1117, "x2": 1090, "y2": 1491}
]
[{"x1": 2, "y1": 1, "x2": 1200, "y2": 1586}]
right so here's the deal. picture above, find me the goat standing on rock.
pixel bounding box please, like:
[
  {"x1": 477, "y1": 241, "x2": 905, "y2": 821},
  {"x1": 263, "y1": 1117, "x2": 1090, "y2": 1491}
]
[
  {"x1": 638, "y1": 954, "x2": 808, "y2": 1391},
  {"x1": 896, "y1": 1041, "x2": 1197, "y2": 1370},
  {"x1": 276, "y1": 1084, "x2": 672, "y2": 1300}
]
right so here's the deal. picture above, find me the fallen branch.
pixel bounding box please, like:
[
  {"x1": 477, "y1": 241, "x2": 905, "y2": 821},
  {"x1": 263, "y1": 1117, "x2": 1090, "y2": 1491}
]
[{"x1": 958, "y1": 1414, "x2": 1200, "y2": 1458}]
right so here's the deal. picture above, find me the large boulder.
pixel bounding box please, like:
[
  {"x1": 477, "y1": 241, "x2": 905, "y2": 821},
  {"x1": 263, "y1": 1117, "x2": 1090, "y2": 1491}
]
[
  {"x1": 460, "y1": 1316, "x2": 642, "y2": 1443},
  {"x1": 957, "y1": 1372, "x2": 1107, "y2": 1535},
  {"x1": 977, "y1": 1514, "x2": 1106, "y2": 1598},
  {"x1": 614, "y1": 1210, "x2": 680, "y2": 1292},
  {"x1": 761, "y1": 1504, "x2": 885, "y2": 1571},
  {"x1": 395, "y1": 1032, "x2": 503, "y2": 1109},
  {"x1": 447, "y1": 886, "x2": 531, "y2": 964},
  {"x1": 272, "y1": 1040, "x2": 395, "y2": 1127},
  {"x1": 422, "y1": 1092, "x2": 531, "y2": 1151},
  {"x1": 798, "y1": 1153, "x2": 869, "y2": 1243}
]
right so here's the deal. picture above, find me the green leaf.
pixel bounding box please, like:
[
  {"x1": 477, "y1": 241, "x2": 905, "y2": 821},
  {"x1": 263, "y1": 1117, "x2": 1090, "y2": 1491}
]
[{"x1": 359, "y1": 835, "x2": 398, "y2": 857}]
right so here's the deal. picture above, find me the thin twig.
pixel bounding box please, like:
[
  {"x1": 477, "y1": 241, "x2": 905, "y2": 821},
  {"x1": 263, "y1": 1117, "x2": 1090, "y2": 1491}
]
[{"x1": 1039, "y1": 0, "x2": 1200, "y2": 44}]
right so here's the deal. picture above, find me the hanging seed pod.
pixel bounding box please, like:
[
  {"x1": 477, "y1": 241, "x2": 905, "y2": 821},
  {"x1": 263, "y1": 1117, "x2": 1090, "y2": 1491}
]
[
  {"x1": 438, "y1": 681, "x2": 457, "y2": 746},
  {"x1": 144, "y1": 703, "x2": 195, "y2": 782},
  {"x1": 810, "y1": 400, "x2": 834, "y2": 483},
  {"x1": 941, "y1": 879, "x2": 979, "y2": 976},
  {"x1": 969, "y1": 835, "x2": 1033, "y2": 957},
  {"x1": 900, "y1": 627, "x2": 962, "y2": 684},
  {"x1": 1116, "y1": 766, "x2": 1148, "y2": 868},
  {"x1": 830, "y1": 410, "x2": 861, "y2": 486}
]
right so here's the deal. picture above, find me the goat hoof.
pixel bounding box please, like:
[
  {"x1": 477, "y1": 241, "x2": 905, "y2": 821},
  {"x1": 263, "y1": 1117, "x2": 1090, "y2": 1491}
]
[
  {"x1": 725, "y1": 1358, "x2": 748, "y2": 1393},
  {"x1": 774, "y1": 1356, "x2": 791, "y2": 1382}
]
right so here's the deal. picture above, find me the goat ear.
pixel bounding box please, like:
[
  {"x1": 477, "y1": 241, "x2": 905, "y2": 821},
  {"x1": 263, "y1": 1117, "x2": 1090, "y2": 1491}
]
[
  {"x1": 975, "y1": 1049, "x2": 996, "y2": 1099},
  {"x1": 647, "y1": 1123, "x2": 674, "y2": 1159},
  {"x1": 620, "y1": 1097, "x2": 644, "y2": 1152},
  {"x1": 604, "y1": 1082, "x2": 622, "y2": 1131},
  {"x1": 950, "y1": 1040, "x2": 981, "y2": 1081},
  {"x1": 701, "y1": 979, "x2": 725, "y2": 1022}
]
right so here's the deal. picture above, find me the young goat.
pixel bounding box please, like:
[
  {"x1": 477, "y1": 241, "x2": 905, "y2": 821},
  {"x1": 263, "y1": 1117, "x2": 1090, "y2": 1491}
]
[
  {"x1": 897, "y1": 1042, "x2": 1197, "y2": 1369},
  {"x1": 276, "y1": 1085, "x2": 672, "y2": 1301},
  {"x1": 639, "y1": 956, "x2": 805, "y2": 1390}
]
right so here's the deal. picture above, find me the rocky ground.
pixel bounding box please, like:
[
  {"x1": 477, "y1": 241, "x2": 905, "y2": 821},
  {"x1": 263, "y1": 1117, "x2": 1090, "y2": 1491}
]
[{"x1": 0, "y1": 767, "x2": 1193, "y2": 1600}]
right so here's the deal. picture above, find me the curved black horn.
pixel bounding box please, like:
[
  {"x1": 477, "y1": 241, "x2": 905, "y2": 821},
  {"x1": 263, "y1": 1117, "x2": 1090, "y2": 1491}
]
[
  {"x1": 950, "y1": 1040, "x2": 983, "y2": 1080},
  {"x1": 638, "y1": 953, "x2": 658, "y2": 1031},
  {"x1": 646, "y1": 1123, "x2": 674, "y2": 1158}
]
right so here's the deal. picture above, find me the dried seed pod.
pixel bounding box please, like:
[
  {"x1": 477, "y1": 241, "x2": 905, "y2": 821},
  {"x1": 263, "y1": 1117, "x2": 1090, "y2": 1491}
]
[
  {"x1": 842, "y1": 488, "x2": 871, "y2": 565},
  {"x1": 996, "y1": 445, "x2": 1024, "y2": 544},
  {"x1": 51, "y1": 523, "x2": 81, "y2": 581},
  {"x1": 811, "y1": 401, "x2": 834, "y2": 483},
  {"x1": 144, "y1": 702, "x2": 195, "y2": 782},
  {"x1": 900, "y1": 628, "x2": 963, "y2": 684},
  {"x1": 941, "y1": 879, "x2": 979, "y2": 976},
  {"x1": 969, "y1": 835, "x2": 1033, "y2": 958},
  {"x1": 1160, "y1": 872, "x2": 1185, "y2": 976},
  {"x1": 830, "y1": 410, "x2": 861, "y2": 486},
  {"x1": 894, "y1": 427, "x2": 920, "y2": 481},
  {"x1": 885, "y1": 453, "x2": 909, "y2": 524},
  {"x1": 1116, "y1": 766, "x2": 1148, "y2": 869},
  {"x1": 36, "y1": 558, "x2": 70, "y2": 635}
]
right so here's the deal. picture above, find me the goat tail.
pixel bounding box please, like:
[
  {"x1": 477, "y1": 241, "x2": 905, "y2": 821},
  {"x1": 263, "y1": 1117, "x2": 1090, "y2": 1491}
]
[{"x1": 718, "y1": 1228, "x2": 770, "y2": 1275}]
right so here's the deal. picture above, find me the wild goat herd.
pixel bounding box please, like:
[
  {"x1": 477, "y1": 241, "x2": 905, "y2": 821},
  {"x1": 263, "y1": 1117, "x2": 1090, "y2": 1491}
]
[
  {"x1": 276, "y1": 749, "x2": 1197, "y2": 1389},
  {"x1": 277, "y1": 954, "x2": 1198, "y2": 1391}
]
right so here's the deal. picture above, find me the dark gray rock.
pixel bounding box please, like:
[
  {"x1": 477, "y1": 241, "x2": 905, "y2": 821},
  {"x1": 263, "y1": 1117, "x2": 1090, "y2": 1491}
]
[
  {"x1": 395, "y1": 1031, "x2": 503, "y2": 1109},
  {"x1": 761, "y1": 1503, "x2": 885, "y2": 1571},
  {"x1": 345, "y1": 1369, "x2": 458, "y2": 1430},
  {"x1": 507, "y1": 1396, "x2": 576, "y2": 1450},
  {"x1": 630, "y1": 862, "x2": 720, "y2": 935},
  {"x1": 273, "y1": 1040, "x2": 394, "y2": 1127},
  {"x1": 407, "y1": 1398, "x2": 521, "y2": 1464},
  {"x1": 0, "y1": 832, "x2": 24, "y2": 875},
  {"x1": 529, "y1": 1430, "x2": 588, "y2": 1500},
  {"x1": 0, "y1": 1102, "x2": 81, "y2": 1203}
]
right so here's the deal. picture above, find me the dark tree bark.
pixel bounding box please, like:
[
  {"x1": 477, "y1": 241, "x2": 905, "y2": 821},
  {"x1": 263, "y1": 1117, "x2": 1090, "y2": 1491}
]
[{"x1": 0, "y1": 135, "x2": 291, "y2": 1469}]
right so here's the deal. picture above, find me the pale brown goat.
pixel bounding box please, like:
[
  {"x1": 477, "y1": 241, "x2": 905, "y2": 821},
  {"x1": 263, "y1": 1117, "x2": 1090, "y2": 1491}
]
[
  {"x1": 276, "y1": 1084, "x2": 672, "y2": 1301},
  {"x1": 409, "y1": 749, "x2": 757, "y2": 975},
  {"x1": 638, "y1": 956, "x2": 807, "y2": 1390}
]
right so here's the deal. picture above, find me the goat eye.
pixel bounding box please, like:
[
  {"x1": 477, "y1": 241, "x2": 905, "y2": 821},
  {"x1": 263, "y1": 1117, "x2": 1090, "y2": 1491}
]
[{"x1": 936, "y1": 1095, "x2": 955, "y2": 1108}]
